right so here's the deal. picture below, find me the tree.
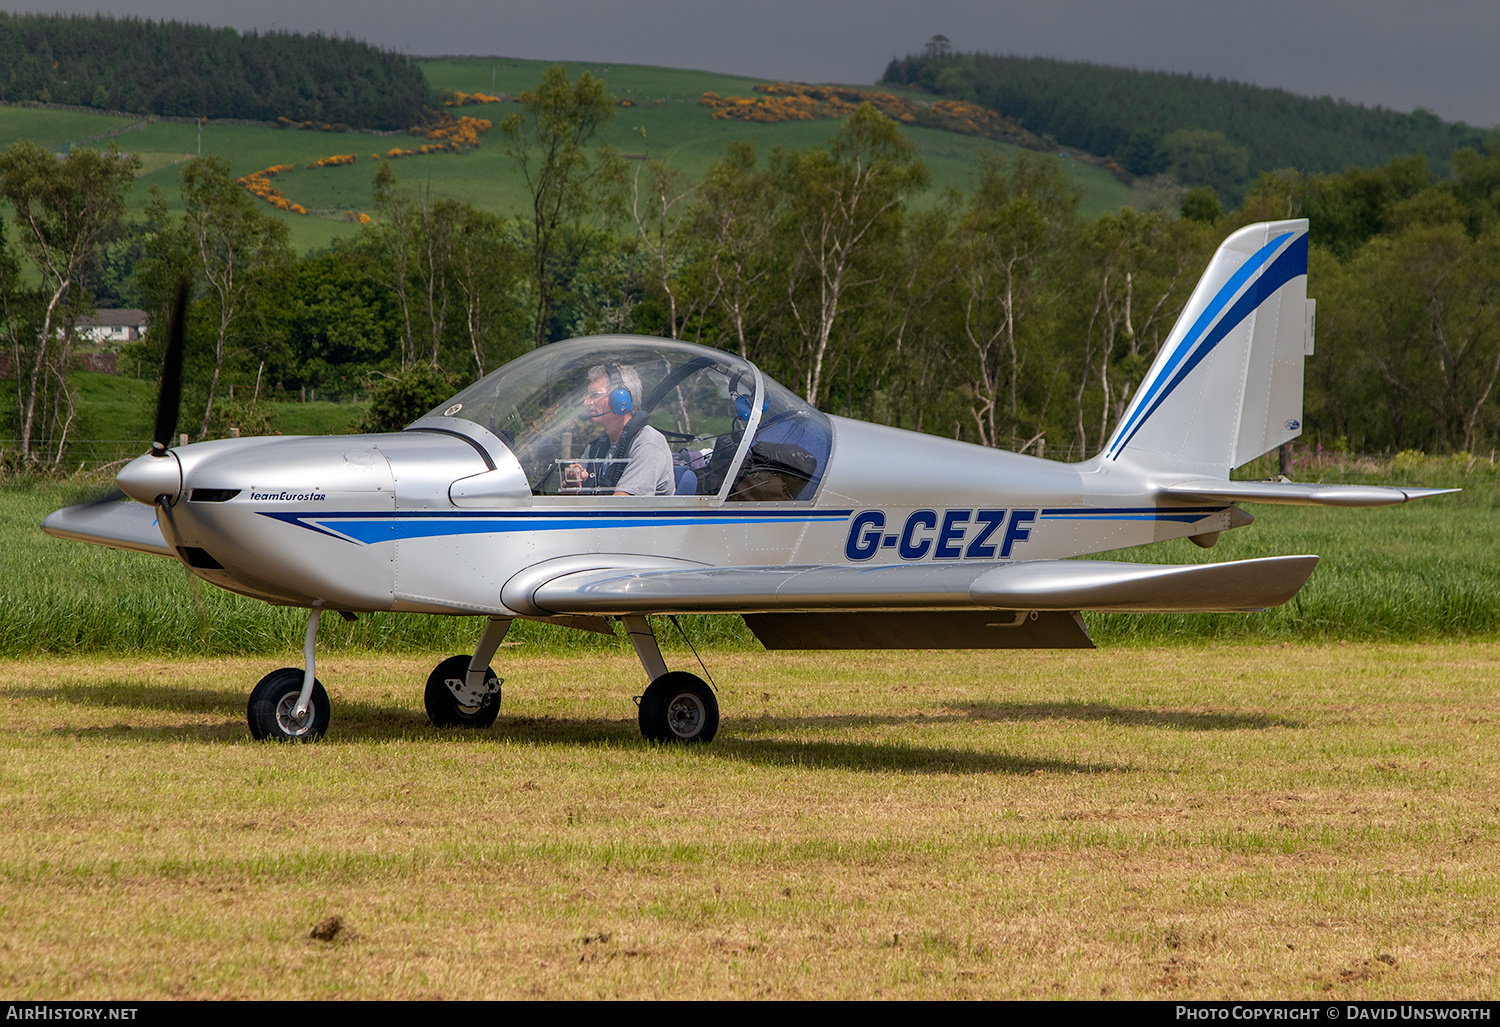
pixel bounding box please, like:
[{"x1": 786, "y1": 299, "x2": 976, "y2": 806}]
[
  {"x1": 501, "y1": 64, "x2": 618, "y2": 347},
  {"x1": 443, "y1": 200, "x2": 527, "y2": 377},
  {"x1": 628, "y1": 144, "x2": 697, "y2": 341},
  {"x1": 1069, "y1": 209, "x2": 1211, "y2": 456},
  {"x1": 172, "y1": 156, "x2": 292, "y2": 436},
  {"x1": 771, "y1": 104, "x2": 929, "y2": 405},
  {"x1": 279, "y1": 246, "x2": 403, "y2": 395},
  {"x1": 0, "y1": 141, "x2": 137, "y2": 463},
  {"x1": 1161, "y1": 128, "x2": 1250, "y2": 198},
  {"x1": 690, "y1": 141, "x2": 781, "y2": 358},
  {"x1": 1348, "y1": 223, "x2": 1500, "y2": 452},
  {"x1": 370, "y1": 162, "x2": 421, "y2": 368},
  {"x1": 365, "y1": 167, "x2": 527, "y2": 377},
  {"x1": 952, "y1": 150, "x2": 1078, "y2": 449}
]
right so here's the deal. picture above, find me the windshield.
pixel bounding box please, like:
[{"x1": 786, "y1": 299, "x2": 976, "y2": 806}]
[{"x1": 428, "y1": 336, "x2": 785, "y2": 497}]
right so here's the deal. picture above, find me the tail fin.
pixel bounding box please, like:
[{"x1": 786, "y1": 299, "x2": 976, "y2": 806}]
[{"x1": 1103, "y1": 220, "x2": 1314, "y2": 477}]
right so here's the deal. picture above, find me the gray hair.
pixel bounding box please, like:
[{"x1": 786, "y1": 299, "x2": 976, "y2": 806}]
[{"x1": 588, "y1": 363, "x2": 643, "y2": 407}]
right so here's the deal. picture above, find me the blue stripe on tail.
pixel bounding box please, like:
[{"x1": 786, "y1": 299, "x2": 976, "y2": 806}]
[{"x1": 1106, "y1": 231, "x2": 1307, "y2": 459}]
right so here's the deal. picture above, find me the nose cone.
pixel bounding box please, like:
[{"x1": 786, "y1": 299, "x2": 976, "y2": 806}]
[{"x1": 117, "y1": 451, "x2": 182, "y2": 505}]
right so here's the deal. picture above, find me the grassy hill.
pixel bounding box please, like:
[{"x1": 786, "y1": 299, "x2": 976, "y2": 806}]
[{"x1": 0, "y1": 58, "x2": 1139, "y2": 254}]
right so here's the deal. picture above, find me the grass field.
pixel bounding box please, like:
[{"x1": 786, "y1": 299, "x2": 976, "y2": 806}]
[
  {"x1": 0, "y1": 644, "x2": 1495, "y2": 998},
  {"x1": 0, "y1": 58, "x2": 1138, "y2": 254}
]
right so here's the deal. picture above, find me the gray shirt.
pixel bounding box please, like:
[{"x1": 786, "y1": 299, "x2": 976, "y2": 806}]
[{"x1": 612, "y1": 423, "x2": 675, "y2": 496}]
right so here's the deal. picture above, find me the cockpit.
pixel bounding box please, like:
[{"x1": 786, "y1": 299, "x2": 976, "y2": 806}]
[{"x1": 420, "y1": 336, "x2": 833, "y2": 502}]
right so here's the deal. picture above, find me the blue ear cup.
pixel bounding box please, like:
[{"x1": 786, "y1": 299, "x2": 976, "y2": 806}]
[
  {"x1": 610, "y1": 388, "x2": 633, "y2": 415},
  {"x1": 734, "y1": 394, "x2": 753, "y2": 421}
]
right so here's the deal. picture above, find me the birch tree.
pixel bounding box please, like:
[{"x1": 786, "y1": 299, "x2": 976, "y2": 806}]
[
  {"x1": 0, "y1": 141, "x2": 137, "y2": 463},
  {"x1": 176, "y1": 156, "x2": 291, "y2": 436},
  {"x1": 773, "y1": 104, "x2": 928, "y2": 405}
]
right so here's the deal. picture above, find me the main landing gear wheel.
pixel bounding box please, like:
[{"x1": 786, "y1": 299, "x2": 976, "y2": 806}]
[
  {"x1": 248, "y1": 667, "x2": 330, "y2": 742},
  {"x1": 638, "y1": 672, "x2": 719, "y2": 744},
  {"x1": 425, "y1": 655, "x2": 502, "y2": 728}
]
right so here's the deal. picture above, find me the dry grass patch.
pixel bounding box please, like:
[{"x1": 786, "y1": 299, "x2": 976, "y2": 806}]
[{"x1": 1, "y1": 644, "x2": 1497, "y2": 998}]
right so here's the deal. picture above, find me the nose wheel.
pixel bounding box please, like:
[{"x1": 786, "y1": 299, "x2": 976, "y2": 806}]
[{"x1": 248, "y1": 668, "x2": 330, "y2": 741}]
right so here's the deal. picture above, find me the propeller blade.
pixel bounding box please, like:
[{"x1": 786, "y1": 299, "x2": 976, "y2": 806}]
[{"x1": 151, "y1": 279, "x2": 190, "y2": 456}]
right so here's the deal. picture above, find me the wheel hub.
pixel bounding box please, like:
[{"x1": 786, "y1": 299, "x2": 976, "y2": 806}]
[
  {"x1": 274, "y1": 692, "x2": 314, "y2": 737},
  {"x1": 666, "y1": 691, "x2": 706, "y2": 739},
  {"x1": 444, "y1": 672, "x2": 499, "y2": 713}
]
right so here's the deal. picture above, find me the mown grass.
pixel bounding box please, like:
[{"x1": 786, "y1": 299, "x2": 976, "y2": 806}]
[
  {"x1": 0, "y1": 645, "x2": 1495, "y2": 998},
  {"x1": 1, "y1": 58, "x2": 1138, "y2": 254}
]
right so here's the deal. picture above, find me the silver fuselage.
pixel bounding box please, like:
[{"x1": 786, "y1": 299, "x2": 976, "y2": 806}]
[{"x1": 123, "y1": 413, "x2": 1228, "y2": 617}]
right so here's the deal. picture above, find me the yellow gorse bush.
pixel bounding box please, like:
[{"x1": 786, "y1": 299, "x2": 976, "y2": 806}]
[{"x1": 445, "y1": 90, "x2": 503, "y2": 107}]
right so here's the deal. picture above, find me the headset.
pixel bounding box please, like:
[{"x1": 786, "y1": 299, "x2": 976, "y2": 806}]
[{"x1": 604, "y1": 364, "x2": 633, "y2": 415}]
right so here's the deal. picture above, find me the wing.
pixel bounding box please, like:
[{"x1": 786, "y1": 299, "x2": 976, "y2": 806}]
[
  {"x1": 505, "y1": 555, "x2": 1319, "y2": 616},
  {"x1": 40, "y1": 499, "x2": 174, "y2": 558},
  {"x1": 503, "y1": 554, "x2": 1317, "y2": 651}
]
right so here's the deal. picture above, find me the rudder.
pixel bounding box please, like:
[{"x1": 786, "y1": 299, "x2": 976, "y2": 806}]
[{"x1": 1103, "y1": 220, "x2": 1314, "y2": 477}]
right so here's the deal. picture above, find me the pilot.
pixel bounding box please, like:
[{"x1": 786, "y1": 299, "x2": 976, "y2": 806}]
[{"x1": 565, "y1": 364, "x2": 674, "y2": 496}]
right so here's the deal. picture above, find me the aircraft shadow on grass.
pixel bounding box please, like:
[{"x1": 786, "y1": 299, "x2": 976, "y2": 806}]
[
  {"x1": 959, "y1": 700, "x2": 1298, "y2": 731},
  {"x1": 31, "y1": 690, "x2": 1124, "y2": 773},
  {"x1": 27, "y1": 680, "x2": 1285, "y2": 760},
  {"x1": 15, "y1": 680, "x2": 244, "y2": 715},
  {"x1": 723, "y1": 703, "x2": 1297, "y2": 732},
  {"x1": 696, "y1": 737, "x2": 1124, "y2": 775}
]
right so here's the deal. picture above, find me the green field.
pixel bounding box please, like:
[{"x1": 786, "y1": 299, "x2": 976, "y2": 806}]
[
  {"x1": 1, "y1": 371, "x2": 367, "y2": 470},
  {"x1": 0, "y1": 58, "x2": 1139, "y2": 254}
]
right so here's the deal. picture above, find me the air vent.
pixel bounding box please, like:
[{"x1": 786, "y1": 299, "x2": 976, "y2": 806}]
[
  {"x1": 176, "y1": 546, "x2": 224, "y2": 570},
  {"x1": 189, "y1": 488, "x2": 240, "y2": 502}
]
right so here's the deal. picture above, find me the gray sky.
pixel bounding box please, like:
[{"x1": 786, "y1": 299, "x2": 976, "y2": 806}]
[{"x1": 5, "y1": 0, "x2": 1497, "y2": 127}]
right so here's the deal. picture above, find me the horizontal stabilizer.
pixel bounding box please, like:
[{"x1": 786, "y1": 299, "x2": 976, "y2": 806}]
[
  {"x1": 522, "y1": 555, "x2": 1319, "y2": 615},
  {"x1": 40, "y1": 500, "x2": 173, "y2": 558},
  {"x1": 1160, "y1": 479, "x2": 1457, "y2": 507}
]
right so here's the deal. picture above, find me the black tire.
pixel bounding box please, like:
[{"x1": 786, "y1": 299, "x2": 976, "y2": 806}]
[
  {"x1": 638, "y1": 672, "x2": 719, "y2": 744},
  {"x1": 424, "y1": 654, "x2": 502, "y2": 728},
  {"x1": 247, "y1": 667, "x2": 330, "y2": 742}
]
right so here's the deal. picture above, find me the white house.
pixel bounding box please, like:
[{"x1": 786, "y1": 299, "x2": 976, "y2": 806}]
[{"x1": 76, "y1": 309, "x2": 148, "y2": 343}]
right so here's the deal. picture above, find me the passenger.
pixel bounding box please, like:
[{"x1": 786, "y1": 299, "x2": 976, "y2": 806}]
[{"x1": 564, "y1": 364, "x2": 675, "y2": 496}]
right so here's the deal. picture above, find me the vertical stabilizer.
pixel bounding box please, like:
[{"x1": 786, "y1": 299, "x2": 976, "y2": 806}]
[{"x1": 1103, "y1": 220, "x2": 1311, "y2": 477}]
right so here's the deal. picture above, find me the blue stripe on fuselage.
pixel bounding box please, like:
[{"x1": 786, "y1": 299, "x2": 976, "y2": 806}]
[
  {"x1": 258, "y1": 508, "x2": 855, "y2": 545},
  {"x1": 1040, "y1": 506, "x2": 1223, "y2": 524}
]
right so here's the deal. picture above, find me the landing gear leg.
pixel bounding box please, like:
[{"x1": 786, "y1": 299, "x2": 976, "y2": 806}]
[
  {"x1": 622, "y1": 615, "x2": 719, "y2": 745},
  {"x1": 247, "y1": 607, "x2": 330, "y2": 742},
  {"x1": 622, "y1": 615, "x2": 668, "y2": 681},
  {"x1": 468, "y1": 617, "x2": 511, "y2": 695},
  {"x1": 294, "y1": 607, "x2": 322, "y2": 721},
  {"x1": 425, "y1": 616, "x2": 509, "y2": 728}
]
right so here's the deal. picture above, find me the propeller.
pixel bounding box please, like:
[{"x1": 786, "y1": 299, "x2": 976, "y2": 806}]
[
  {"x1": 81, "y1": 278, "x2": 191, "y2": 508},
  {"x1": 151, "y1": 278, "x2": 189, "y2": 458}
]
